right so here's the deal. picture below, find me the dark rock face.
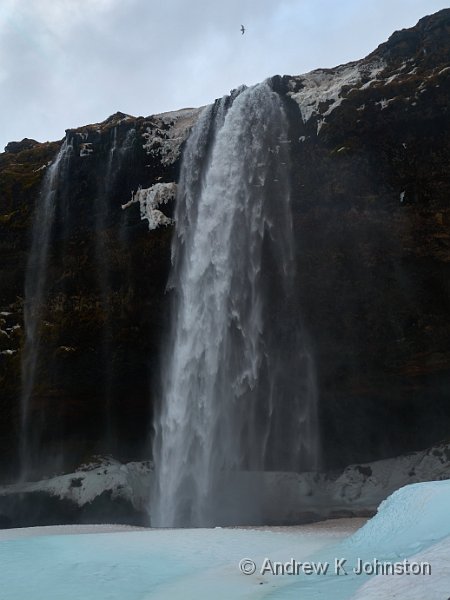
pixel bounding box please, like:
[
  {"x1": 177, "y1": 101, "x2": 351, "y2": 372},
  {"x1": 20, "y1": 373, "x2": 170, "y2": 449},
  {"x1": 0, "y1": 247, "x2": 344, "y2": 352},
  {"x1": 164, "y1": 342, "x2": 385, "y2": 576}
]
[
  {"x1": 279, "y1": 8, "x2": 450, "y2": 467},
  {"x1": 0, "y1": 9, "x2": 449, "y2": 481}
]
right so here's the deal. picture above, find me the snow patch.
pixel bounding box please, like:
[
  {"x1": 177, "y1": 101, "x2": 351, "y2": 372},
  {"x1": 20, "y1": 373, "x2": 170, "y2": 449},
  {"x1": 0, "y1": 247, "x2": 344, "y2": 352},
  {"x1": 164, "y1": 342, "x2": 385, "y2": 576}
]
[
  {"x1": 382, "y1": 72, "x2": 400, "y2": 85},
  {"x1": 58, "y1": 346, "x2": 76, "y2": 353},
  {"x1": 121, "y1": 183, "x2": 176, "y2": 230},
  {"x1": 288, "y1": 61, "x2": 385, "y2": 126},
  {"x1": 287, "y1": 56, "x2": 427, "y2": 132},
  {"x1": 142, "y1": 107, "x2": 202, "y2": 165},
  {"x1": 33, "y1": 161, "x2": 52, "y2": 173},
  {"x1": 353, "y1": 535, "x2": 450, "y2": 600},
  {"x1": 280, "y1": 480, "x2": 450, "y2": 599},
  {"x1": 296, "y1": 441, "x2": 450, "y2": 517},
  {"x1": 375, "y1": 98, "x2": 395, "y2": 110},
  {"x1": 80, "y1": 142, "x2": 93, "y2": 157},
  {"x1": 347, "y1": 480, "x2": 450, "y2": 553},
  {"x1": 0, "y1": 457, "x2": 151, "y2": 511}
]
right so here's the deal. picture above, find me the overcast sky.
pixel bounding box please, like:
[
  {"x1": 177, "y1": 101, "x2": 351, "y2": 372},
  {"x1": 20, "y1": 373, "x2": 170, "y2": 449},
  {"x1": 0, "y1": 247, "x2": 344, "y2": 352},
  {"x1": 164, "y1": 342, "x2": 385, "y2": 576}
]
[{"x1": 0, "y1": 0, "x2": 448, "y2": 151}]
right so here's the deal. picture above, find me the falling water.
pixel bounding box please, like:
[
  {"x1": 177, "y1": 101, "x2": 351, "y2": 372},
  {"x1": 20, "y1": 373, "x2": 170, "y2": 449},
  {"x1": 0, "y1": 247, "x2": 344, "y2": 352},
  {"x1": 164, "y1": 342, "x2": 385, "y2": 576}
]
[
  {"x1": 96, "y1": 126, "x2": 135, "y2": 451},
  {"x1": 151, "y1": 81, "x2": 319, "y2": 527},
  {"x1": 95, "y1": 126, "x2": 119, "y2": 449},
  {"x1": 20, "y1": 138, "x2": 73, "y2": 479}
]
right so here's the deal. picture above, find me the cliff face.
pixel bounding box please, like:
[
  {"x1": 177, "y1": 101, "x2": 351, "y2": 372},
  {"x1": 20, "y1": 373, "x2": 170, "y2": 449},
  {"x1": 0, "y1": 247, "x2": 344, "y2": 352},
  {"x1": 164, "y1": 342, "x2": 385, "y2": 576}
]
[
  {"x1": 0, "y1": 9, "x2": 449, "y2": 479},
  {"x1": 0, "y1": 109, "x2": 200, "y2": 478},
  {"x1": 277, "y1": 8, "x2": 450, "y2": 466}
]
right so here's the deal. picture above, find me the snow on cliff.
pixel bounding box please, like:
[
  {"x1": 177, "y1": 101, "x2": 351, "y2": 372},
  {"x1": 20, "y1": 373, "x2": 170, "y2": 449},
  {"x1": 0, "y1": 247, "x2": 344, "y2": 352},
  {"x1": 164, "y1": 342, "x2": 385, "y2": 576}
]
[
  {"x1": 285, "y1": 54, "x2": 439, "y2": 134},
  {"x1": 287, "y1": 60, "x2": 385, "y2": 131},
  {"x1": 121, "y1": 182, "x2": 176, "y2": 230},
  {"x1": 291, "y1": 62, "x2": 380, "y2": 117},
  {"x1": 142, "y1": 107, "x2": 202, "y2": 166}
]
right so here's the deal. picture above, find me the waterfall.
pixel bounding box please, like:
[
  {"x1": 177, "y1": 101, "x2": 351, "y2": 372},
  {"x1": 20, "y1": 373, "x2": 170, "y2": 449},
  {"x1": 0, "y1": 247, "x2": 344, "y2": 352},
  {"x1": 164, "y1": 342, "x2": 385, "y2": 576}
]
[
  {"x1": 96, "y1": 126, "x2": 135, "y2": 451},
  {"x1": 19, "y1": 138, "x2": 73, "y2": 479},
  {"x1": 96, "y1": 126, "x2": 118, "y2": 449},
  {"x1": 151, "y1": 81, "x2": 319, "y2": 527}
]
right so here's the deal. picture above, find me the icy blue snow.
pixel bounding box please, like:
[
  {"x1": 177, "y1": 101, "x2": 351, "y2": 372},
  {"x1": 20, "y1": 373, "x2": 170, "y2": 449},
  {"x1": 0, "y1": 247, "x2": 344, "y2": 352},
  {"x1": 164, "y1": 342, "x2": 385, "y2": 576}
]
[{"x1": 0, "y1": 480, "x2": 449, "y2": 599}]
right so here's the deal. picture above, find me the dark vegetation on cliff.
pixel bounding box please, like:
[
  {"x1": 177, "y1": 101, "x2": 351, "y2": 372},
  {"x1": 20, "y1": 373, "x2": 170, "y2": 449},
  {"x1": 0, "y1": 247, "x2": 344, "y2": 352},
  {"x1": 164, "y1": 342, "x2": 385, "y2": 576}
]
[{"x1": 0, "y1": 9, "x2": 449, "y2": 479}]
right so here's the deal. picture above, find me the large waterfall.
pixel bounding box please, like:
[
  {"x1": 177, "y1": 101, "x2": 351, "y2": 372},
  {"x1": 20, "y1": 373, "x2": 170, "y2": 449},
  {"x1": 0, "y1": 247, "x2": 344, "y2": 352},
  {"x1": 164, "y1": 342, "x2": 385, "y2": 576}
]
[
  {"x1": 20, "y1": 138, "x2": 73, "y2": 479},
  {"x1": 151, "y1": 81, "x2": 319, "y2": 527}
]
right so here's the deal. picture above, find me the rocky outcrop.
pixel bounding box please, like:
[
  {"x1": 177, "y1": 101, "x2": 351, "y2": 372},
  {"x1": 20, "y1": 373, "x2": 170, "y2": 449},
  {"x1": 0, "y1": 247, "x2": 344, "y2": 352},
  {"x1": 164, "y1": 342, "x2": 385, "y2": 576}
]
[
  {"x1": 0, "y1": 9, "x2": 449, "y2": 480},
  {"x1": 4, "y1": 139, "x2": 40, "y2": 154}
]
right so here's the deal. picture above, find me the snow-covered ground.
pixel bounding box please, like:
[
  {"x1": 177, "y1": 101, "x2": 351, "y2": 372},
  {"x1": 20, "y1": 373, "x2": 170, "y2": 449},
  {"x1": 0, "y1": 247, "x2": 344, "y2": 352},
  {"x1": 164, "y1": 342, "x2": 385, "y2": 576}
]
[
  {"x1": 0, "y1": 480, "x2": 449, "y2": 599},
  {"x1": 353, "y1": 536, "x2": 450, "y2": 600},
  {"x1": 0, "y1": 520, "x2": 358, "y2": 600},
  {"x1": 270, "y1": 480, "x2": 450, "y2": 599}
]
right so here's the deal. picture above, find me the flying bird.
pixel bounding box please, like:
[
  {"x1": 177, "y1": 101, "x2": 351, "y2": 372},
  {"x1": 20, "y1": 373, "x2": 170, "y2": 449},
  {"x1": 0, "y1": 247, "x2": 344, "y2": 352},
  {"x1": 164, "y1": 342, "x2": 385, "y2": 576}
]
[{"x1": 241, "y1": 24, "x2": 245, "y2": 35}]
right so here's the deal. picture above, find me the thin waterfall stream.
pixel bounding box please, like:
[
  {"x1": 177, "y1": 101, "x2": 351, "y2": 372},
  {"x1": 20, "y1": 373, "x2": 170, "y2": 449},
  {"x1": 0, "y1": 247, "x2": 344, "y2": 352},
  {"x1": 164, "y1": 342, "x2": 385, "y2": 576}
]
[
  {"x1": 95, "y1": 125, "x2": 118, "y2": 449},
  {"x1": 19, "y1": 138, "x2": 73, "y2": 479},
  {"x1": 96, "y1": 125, "x2": 135, "y2": 451},
  {"x1": 151, "y1": 81, "x2": 319, "y2": 527}
]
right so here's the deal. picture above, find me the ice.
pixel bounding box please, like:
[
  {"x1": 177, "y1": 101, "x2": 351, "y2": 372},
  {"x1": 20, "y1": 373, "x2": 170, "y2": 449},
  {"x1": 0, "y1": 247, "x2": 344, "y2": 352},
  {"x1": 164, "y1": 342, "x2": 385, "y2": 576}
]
[
  {"x1": 1, "y1": 481, "x2": 450, "y2": 598},
  {"x1": 347, "y1": 480, "x2": 450, "y2": 553},
  {"x1": 121, "y1": 183, "x2": 176, "y2": 230},
  {"x1": 269, "y1": 481, "x2": 450, "y2": 599},
  {"x1": 0, "y1": 521, "x2": 356, "y2": 600},
  {"x1": 353, "y1": 536, "x2": 450, "y2": 600}
]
